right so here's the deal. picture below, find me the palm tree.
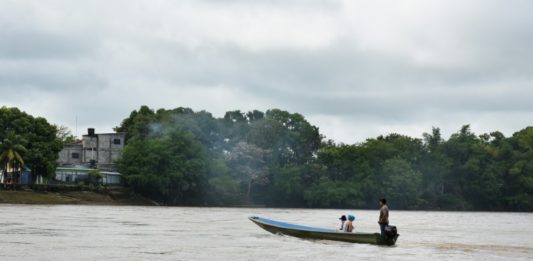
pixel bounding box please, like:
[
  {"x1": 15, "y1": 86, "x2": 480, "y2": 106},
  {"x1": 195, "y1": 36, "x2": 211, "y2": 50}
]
[{"x1": 0, "y1": 134, "x2": 26, "y2": 188}]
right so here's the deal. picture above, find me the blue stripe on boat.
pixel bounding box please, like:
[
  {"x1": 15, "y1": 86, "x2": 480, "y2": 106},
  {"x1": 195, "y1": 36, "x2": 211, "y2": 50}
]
[{"x1": 252, "y1": 217, "x2": 336, "y2": 233}]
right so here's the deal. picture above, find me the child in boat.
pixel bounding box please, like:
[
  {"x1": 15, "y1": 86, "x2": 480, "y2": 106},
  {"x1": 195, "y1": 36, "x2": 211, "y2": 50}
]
[
  {"x1": 338, "y1": 215, "x2": 347, "y2": 230},
  {"x1": 344, "y1": 215, "x2": 355, "y2": 232}
]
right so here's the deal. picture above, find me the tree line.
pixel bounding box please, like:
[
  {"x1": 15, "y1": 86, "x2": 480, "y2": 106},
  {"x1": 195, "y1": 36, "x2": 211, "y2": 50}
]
[
  {"x1": 1, "y1": 105, "x2": 530, "y2": 211},
  {"x1": 115, "y1": 106, "x2": 533, "y2": 211}
]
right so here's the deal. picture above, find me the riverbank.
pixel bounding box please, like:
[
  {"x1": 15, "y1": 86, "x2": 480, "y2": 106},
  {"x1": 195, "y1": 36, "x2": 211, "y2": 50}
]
[{"x1": 0, "y1": 190, "x2": 158, "y2": 205}]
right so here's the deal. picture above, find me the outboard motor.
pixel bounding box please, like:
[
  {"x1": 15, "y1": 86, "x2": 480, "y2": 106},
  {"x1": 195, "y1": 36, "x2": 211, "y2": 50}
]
[{"x1": 384, "y1": 225, "x2": 397, "y2": 238}]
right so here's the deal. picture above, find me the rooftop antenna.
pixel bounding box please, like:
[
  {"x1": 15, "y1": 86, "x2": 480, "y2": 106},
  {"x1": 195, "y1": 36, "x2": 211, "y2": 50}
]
[{"x1": 75, "y1": 115, "x2": 78, "y2": 139}]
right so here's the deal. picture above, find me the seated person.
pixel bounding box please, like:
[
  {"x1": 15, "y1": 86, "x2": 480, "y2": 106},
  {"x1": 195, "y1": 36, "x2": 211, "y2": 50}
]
[
  {"x1": 338, "y1": 215, "x2": 347, "y2": 231},
  {"x1": 344, "y1": 215, "x2": 355, "y2": 232}
]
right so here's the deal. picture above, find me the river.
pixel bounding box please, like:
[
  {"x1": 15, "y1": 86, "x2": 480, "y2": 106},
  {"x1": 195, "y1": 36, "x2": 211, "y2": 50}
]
[{"x1": 0, "y1": 205, "x2": 531, "y2": 260}]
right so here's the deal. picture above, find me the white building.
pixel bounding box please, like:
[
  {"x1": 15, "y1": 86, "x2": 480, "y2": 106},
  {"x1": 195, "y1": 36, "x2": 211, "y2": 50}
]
[
  {"x1": 56, "y1": 128, "x2": 126, "y2": 185},
  {"x1": 55, "y1": 167, "x2": 122, "y2": 185}
]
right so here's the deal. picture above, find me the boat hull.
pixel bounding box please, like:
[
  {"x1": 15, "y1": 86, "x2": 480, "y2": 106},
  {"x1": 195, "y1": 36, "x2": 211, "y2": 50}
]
[{"x1": 249, "y1": 216, "x2": 398, "y2": 246}]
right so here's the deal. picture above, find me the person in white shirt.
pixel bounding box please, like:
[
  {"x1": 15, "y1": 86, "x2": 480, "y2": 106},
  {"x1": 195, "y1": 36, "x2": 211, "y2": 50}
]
[{"x1": 344, "y1": 215, "x2": 355, "y2": 232}]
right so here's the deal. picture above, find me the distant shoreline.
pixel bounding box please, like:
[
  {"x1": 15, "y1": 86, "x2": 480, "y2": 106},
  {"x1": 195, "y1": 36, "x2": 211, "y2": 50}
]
[
  {"x1": 1, "y1": 191, "x2": 531, "y2": 213},
  {"x1": 0, "y1": 190, "x2": 158, "y2": 206}
]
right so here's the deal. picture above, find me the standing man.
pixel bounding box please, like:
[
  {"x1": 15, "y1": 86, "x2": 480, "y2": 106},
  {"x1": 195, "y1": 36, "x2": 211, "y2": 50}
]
[{"x1": 378, "y1": 198, "x2": 389, "y2": 236}]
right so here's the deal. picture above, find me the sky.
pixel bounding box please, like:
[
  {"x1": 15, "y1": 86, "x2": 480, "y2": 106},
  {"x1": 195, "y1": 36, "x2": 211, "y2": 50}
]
[{"x1": 1, "y1": 0, "x2": 532, "y2": 143}]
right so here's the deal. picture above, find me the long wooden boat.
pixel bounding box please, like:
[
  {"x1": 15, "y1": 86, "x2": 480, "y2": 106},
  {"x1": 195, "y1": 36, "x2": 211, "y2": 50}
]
[{"x1": 249, "y1": 216, "x2": 398, "y2": 246}]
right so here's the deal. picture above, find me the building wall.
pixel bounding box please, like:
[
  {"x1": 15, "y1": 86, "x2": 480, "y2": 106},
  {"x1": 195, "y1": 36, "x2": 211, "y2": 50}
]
[
  {"x1": 58, "y1": 144, "x2": 83, "y2": 166},
  {"x1": 82, "y1": 135, "x2": 98, "y2": 163},
  {"x1": 57, "y1": 130, "x2": 126, "y2": 170},
  {"x1": 96, "y1": 133, "x2": 125, "y2": 165}
]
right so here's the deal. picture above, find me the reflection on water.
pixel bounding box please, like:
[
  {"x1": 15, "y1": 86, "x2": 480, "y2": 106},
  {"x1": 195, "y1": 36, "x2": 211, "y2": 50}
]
[{"x1": 0, "y1": 205, "x2": 531, "y2": 261}]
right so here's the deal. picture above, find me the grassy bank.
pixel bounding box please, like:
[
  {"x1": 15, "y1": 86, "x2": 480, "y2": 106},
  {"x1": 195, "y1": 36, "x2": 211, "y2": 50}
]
[{"x1": 0, "y1": 190, "x2": 157, "y2": 205}]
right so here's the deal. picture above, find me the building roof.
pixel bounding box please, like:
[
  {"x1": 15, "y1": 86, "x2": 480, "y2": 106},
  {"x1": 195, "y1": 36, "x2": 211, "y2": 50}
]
[{"x1": 64, "y1": 143, "x2": 83, "y2": 147}]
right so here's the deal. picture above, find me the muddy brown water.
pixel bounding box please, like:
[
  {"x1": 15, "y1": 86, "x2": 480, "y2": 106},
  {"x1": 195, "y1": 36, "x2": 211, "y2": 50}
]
[{"x1": 0, "y1": 205, "x2": 531, "y2": 260}]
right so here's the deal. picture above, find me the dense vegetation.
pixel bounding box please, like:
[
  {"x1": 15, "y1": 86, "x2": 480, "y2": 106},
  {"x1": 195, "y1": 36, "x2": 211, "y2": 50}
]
[
  {"x1": 0, "y1": 107, "x2": 63, "y2": 184},
  {"x1": 116, "y1": 106, "x2": 533, "y2": 211}
]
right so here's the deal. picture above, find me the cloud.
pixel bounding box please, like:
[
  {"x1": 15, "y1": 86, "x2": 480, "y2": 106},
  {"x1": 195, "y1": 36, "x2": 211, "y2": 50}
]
[{"x1": 0, "y1": 0, "x2": 532, "y2": 143}]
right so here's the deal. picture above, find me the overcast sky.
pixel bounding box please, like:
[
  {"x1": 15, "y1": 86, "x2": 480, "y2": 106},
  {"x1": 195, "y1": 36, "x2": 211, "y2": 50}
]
[{"x1": 1, "y1": 0, "x2": 532, "y2": 143}]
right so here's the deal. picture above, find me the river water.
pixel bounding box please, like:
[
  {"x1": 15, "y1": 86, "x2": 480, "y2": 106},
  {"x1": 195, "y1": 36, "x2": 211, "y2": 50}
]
[{"x1": 0, "y1": 205, "x2": 531, "y2": 260}]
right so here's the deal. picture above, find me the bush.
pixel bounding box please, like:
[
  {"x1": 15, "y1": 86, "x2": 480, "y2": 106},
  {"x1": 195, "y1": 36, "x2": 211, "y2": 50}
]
[{"x1": 88, "y1": 169, "x2": 103, "y2": 185}]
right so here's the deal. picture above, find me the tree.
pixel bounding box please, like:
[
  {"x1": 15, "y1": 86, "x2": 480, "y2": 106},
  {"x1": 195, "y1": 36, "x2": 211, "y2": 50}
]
[
  {"x1": 114, "y1": 105, "x2": 156, "y2": 141},
  {"x1": 220, "y1": 110, "x2": 252, "y2": 150},
  {"x1": 380, "y1": 158, "x2": 423, "y2": 209},
  {"x1": 0, "y1": 134, "x2": 26, "y2": 186},
  {"x1": 25, "y1": 117, "x2": 63, "y2": 183},
  {"x1": 207, "y1": 175, "x2": 240, "y2": 205},
  {"x1": 423, "y1": 127, "x2": 443, "y2": 152},
  {"x1": 304, "y1": 180, "x2": 363, "y2": 208},
  {"x1": 0, "y1": 107, "x2": 62, "y2": 184},
  {"x1": 56, "y1": 125, "x2": 76, "y2": 145},
  {"x1": 268, "y1": 164, "x2": 308, "y2": 206},
  {"x1": 205, "y1": 158, "x2": 241, "y2": 205},
  {"x1": 225, "y1": 141, "x2": 270, "y2": 202},
  {"x1": 248, "y1": 109, "x2": 321, "y2": 165},
  {"x1": 421, "y1": 127, "x2": 450, "y2": 208},
  {"x1": 117, "y1": 127, "x2": 208, "y2": 204},
  {"x1": 502, "y1": 127, "x2": 533, "y2": 210}
]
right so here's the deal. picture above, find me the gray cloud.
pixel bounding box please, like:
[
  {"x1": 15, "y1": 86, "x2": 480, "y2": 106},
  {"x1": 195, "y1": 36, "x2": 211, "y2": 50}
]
[{"x1": 0, "y1": 0, "x2": 532, "y2": 143}]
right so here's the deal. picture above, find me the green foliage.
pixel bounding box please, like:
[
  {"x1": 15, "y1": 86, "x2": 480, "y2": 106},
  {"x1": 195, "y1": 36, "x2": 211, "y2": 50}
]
[
  {"x1": 304, "y1": 180, "x2": 363, "y2": 208},
  {"x1": 117, "y1": 127, "x2": 208, "y2": 205},
  {"x1": 380, "y1": 158, "x2": 423, "y2": 209},
  {"x1": 207, "y1": 175, "x2": 241, "y2": 205},
  {"x1": 88, "y1": 169, "x2": 103, "y2": 178},
  {"x1": 248, "y1": 109, "x2": 321, "y2": 165},
  {"x1": 0, "y1": 134, "x2": 26, "y2": 165},
  {"x1": 56, "y1": 125, "x2": 76, "y2": 145},
  {"x1": 114, "y1": 105, "x2": 156, "y2": 141},
  {"x1": 87, "y1": 169, "x2": 103, "y2": 185},
  {"x1": 114, "y1": 105, "x2": 533, "y2": 211},
  {"x1": 0, "y1": 133, "x2": 27, "y2": 185},
  {"x1": 501, "y1": 127, "x2": 533, "y2": 210},
  {"x1": 268, "y1": 165, "x2": 307, "y2": 206},
  {"x1": 0, "y1": 107, "x2": 62, "y2": 183}
]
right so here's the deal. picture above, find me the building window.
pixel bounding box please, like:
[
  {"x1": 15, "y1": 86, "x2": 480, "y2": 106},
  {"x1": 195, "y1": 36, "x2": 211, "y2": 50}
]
[
  {"x1": 71, "y1": 153, "x2": 80, "y2": 159},
  {"x1": 113, "y1": 138, "x2": 121, "y2": 145}
]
